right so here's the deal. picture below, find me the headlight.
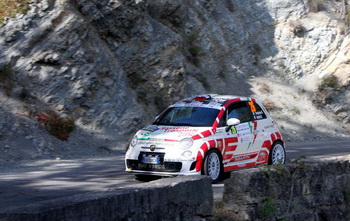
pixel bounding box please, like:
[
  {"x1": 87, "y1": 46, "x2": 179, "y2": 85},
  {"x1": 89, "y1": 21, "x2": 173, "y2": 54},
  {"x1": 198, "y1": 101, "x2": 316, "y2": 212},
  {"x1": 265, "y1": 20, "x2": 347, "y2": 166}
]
[
  {"x1": 130, "y1": 135, "x2": 138, "y2": 147},
  {"x1": 180, "y1": 138, "x2": 193, "y2": 150}
]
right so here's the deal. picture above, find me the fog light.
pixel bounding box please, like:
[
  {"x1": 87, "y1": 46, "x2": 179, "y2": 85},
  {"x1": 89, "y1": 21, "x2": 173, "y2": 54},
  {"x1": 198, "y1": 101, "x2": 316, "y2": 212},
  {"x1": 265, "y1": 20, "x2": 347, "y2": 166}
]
[{"x1": 182, "y1": 150, "x2": 192, "y2": 158}]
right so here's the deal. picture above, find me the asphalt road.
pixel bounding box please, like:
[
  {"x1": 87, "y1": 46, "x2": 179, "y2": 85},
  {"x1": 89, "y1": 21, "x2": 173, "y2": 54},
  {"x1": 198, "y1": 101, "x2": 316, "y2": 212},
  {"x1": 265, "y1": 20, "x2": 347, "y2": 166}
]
[{"x1": 1, "y1": 139, "x2": 350, "y2": 212}]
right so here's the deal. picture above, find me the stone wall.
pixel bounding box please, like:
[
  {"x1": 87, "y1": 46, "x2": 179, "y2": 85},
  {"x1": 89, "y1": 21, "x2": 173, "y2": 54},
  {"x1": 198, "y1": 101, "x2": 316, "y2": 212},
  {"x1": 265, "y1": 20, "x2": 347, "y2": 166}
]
[
  {"x1": 222, "y1": 159, "x2": 350, "y2": 220},
  {"x1": 0, "y1": 176, "x2": 213, "y2": 221}
]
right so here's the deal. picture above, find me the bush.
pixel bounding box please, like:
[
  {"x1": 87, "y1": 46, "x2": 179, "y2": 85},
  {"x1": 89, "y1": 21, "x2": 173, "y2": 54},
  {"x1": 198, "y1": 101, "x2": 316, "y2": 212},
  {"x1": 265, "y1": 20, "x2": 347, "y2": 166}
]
[
  {"x1": 0, "y1": 65, "x2": 12, "y2": 81},
  {"x1": 37, "y1": 112, "x2": 75, "y2": 140},
  {"x1": 0, "y1": 65, "x2": 15, "y2": 93},
  {"x1": 319, "y1": 75, "x2": 339, "y2": 90},
  {"x1": 189, "y1": 46, "x2": 200, "y2": 56},
  {"x1": 0, "y1": 0, "x2": 32, "y2": 25}
]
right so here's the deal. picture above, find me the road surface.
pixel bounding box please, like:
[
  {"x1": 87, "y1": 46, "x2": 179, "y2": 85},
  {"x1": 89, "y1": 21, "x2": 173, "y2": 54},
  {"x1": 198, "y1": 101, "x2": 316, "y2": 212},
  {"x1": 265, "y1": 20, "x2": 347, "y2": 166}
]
[{"x1": 0, "y1": 139, "x2": 349, "y2": 212}]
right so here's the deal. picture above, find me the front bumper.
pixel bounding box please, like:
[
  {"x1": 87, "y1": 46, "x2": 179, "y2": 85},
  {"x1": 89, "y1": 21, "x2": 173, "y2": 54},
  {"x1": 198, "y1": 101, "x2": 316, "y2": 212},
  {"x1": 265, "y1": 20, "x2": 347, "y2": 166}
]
[{"x1": 125, "y1": 159, "x2": 200, "y2": 176}]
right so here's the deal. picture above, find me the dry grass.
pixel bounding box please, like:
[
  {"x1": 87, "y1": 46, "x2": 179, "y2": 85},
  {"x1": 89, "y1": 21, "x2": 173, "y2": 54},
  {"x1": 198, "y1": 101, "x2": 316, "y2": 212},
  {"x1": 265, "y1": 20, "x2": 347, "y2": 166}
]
[
  {"x1": 258, "y1": 83, "x2": 271, "y2": 94},
  {"x1": 0, "y1": 0, "x2": 32, "y2": 25},
  {"x1": 262, "y1": 99, "x2": 276, "y2": 111}
]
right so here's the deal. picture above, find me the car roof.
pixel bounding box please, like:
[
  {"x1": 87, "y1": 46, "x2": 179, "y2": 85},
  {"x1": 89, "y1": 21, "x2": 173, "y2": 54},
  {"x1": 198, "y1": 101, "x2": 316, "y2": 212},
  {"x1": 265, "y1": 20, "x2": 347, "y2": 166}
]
[{"x1": 170, "y1": 94, "x2": 256, "y2": 110}]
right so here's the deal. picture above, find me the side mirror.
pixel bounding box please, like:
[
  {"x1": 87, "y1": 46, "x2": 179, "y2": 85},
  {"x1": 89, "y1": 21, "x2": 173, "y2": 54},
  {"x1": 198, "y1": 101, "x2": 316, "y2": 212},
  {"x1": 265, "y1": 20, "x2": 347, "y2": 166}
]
[
  {"x1": 225, "y1": 118, "x2": 240, "y2": 132},
  {"x1": 227, "y1": 118, "x2": 240, "y2": 126}
]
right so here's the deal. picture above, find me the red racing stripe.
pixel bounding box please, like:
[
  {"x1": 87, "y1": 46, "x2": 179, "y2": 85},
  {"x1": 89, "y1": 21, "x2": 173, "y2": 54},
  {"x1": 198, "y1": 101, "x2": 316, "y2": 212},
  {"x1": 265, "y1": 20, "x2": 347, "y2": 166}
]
[
  {"x1": 195, "y1": 151, "x2": 204, "y2": 171},
  {"x1": 271, "y1": 133, "x2": 276, "y2": 142},
  {"x1": 201, "y1": 130, "x2": 213, "y2": 137},
  {"x1": 192, "y1": 134, "x2": 202, "y2": 140},
  {"x1": 276, "y1": 132, "x2": 282, "y2": 140},
  {"x1": 262, "y1": 140, "x2": 272, "y2": 150},
  {"x1": 195, "y1": 141, "x2": 217, "y2": 171}
]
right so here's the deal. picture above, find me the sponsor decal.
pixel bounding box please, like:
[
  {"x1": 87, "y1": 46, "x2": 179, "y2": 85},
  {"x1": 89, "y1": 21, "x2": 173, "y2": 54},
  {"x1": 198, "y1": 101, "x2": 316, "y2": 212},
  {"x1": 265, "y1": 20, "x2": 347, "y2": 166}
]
[
  {"x1": 230, "y1": 126, "x2": 237, "y2": 134},
  {"x1": 138, "y1": 138, "x2": 177, "y2": 146},
  {"x1": 160, "y1": 127, "x2": 199, "y2": 136},
  {"x1": 143, "y1": 125, "x2": 159, "y2": 132},
  {"x1": 230, "y1": 152, "x2": 258, "y2": 163},
  {"x1": 264, "y1": 125, "x2": 274, "y2": 129},
  {"x1": 217, "y1": 140, "x2": 223, "y2": 149},
  {"x1": 174, "y1": 100, "x2": 223, "y2": 109},
  {"x1": 137, "y1": 163, "x2": 166, "y2": 170}
]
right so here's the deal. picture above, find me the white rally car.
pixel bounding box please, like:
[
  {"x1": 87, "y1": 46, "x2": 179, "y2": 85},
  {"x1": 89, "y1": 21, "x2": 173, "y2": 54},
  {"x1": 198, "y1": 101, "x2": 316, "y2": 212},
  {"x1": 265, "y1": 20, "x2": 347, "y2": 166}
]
[{"x1": 125, "y1": 95, "x2": 286, "y2": 183}]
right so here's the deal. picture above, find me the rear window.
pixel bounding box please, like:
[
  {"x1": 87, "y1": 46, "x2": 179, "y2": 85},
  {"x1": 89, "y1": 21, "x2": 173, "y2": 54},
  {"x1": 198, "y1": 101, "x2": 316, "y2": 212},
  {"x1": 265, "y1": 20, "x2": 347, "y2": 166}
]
[{"x1": 252, "y1": 103, "x2": 267, "y2": 120}]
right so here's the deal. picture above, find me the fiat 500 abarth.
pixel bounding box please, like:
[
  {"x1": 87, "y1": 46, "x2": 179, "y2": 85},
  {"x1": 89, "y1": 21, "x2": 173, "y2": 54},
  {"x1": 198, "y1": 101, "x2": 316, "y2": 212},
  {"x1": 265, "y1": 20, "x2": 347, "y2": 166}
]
[{"x1": 125, "y1": 95, "x2": 286, "y2": 183}]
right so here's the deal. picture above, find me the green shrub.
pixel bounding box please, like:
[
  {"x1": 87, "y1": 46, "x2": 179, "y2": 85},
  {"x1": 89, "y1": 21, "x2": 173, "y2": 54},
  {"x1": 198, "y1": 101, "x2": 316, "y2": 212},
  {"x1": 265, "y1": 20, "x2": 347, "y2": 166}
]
[
  {"x1": 261, "y1": 197, "x2": 276, "y2": 217},
  {"x1": 189, "y1": 45, "x2": 200, "y2": 56},
  {"x1": 208, "y1": 201, "x2": 236, "y2": 221},
  {"x1": 0, "y1": 65, "x2": 15, "y2": 92},
  {"x1": 319, "y1": 75, "x2": 339, "y2": 90},
  {"x1": 0, "y1": 0, "x2": 32, "y2": 25},
  {"x1": 0, "y1": 65, "x2": 12, "y2": 81}
]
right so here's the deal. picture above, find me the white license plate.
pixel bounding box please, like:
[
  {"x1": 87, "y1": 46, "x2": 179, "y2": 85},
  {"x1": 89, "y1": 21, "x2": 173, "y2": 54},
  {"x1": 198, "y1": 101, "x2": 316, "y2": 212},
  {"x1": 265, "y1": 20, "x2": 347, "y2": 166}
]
[{"x1": 142, "y1": 155, "x2": 160, "y2": 164}]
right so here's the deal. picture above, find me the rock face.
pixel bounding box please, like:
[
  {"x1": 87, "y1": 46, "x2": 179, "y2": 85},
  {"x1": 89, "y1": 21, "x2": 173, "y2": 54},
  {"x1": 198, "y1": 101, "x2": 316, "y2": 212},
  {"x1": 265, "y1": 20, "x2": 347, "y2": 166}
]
[
  {"x1": 222, "y1": 159, "x2": 350, "y2": 220},
  {"x1": 0, "y1": 0, "x2": 349, "y2": 163}
]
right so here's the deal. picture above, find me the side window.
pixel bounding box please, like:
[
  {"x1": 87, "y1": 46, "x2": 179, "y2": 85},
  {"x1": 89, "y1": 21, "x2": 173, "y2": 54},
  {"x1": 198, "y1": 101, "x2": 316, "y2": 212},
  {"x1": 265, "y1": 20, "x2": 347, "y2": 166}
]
[
  {"x1": 227, "y1": 102, "x2": 252, "y2": 123},
  {"x1": 218, "y1": 112, "x2": 226, "y2": 127},
  {"x1": 252, "y1": 102, "x2": 267, "y2": 120}
]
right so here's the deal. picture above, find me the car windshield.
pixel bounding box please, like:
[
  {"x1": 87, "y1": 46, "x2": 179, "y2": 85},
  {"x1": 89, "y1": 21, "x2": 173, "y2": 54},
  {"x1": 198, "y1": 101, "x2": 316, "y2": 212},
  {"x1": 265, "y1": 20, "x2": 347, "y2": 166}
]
[{"x1": 154, "y1": 106, "x2": 219, "y2": 127}]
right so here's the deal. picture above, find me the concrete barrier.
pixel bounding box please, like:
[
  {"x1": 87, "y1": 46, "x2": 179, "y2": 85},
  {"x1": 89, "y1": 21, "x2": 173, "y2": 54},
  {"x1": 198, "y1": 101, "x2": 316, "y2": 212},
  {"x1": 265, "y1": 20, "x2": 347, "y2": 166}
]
[
  {"x1": 222, "y1": 159, "x2": 350, "y2": 220},
  {"x1": 0, "y1": 176, "x2": 213, "y2": 221}
]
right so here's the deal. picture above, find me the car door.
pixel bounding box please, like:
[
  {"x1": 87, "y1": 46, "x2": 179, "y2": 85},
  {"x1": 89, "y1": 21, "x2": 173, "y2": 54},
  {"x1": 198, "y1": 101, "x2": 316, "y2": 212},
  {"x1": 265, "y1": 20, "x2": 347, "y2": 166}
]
[
  {"x1": 249, "y1": 101, "x2": 274, "y2": 165},
  {"x1": 221, "y1": 101, "x2": 257, "y2": 171}
]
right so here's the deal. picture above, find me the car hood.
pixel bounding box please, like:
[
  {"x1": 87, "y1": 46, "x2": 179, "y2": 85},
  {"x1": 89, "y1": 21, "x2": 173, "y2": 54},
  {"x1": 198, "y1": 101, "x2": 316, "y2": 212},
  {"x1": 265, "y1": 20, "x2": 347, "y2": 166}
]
[{"x1": 136, "y1": 125, "x2": 210, "y2": 140}]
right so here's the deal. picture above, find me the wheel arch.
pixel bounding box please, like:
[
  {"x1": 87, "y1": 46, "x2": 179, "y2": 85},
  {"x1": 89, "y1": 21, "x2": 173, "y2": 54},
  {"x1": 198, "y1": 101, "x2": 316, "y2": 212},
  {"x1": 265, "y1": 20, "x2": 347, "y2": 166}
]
[
  {"x1": 268, "y1": 140, "x2": 286, "y2": 165},
  {"x1": 270, "y1": 131, "x2": 285, "y2": 150},
  {"x1": 272, "y1": 139, "x2": 284, "y2": 149},
  {"x1": 200, "y1": 147, "x2": 223, "y2": 175}
]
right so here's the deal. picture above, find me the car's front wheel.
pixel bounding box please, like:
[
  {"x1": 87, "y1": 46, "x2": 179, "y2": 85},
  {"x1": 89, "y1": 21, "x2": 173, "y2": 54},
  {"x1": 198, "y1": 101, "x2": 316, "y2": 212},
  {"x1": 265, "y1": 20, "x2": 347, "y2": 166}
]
[
  {"x1": 268, "y1": 141, "x2": 286, "y2": 164},
  {"x1": 203, "y1": 149, "x2": 223, "y2": 183}
]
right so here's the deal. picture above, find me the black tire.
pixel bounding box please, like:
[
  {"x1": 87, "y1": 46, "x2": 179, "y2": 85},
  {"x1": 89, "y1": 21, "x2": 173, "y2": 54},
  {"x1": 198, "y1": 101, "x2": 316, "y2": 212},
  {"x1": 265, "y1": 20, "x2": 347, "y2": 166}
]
[
  {"x1": 268, "y1": 141, "x2": 286, "y2": 165},
  {"x1": 203, "y1": 149, "x2": 223, "y2": 183}
]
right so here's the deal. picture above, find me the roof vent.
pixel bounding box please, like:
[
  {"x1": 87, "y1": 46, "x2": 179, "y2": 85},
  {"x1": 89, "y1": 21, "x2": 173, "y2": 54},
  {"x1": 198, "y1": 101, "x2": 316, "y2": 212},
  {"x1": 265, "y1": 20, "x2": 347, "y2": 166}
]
[{"x1": 194, "y1": 95, "x2": 212, "y2": 101}]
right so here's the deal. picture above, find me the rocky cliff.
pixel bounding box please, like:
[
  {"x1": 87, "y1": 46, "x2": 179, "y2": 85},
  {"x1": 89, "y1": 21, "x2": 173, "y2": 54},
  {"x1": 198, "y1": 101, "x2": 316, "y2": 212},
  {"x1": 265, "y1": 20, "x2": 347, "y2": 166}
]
[{"x1": 0, "y1": 0, "x2": 349, "y2": 164}]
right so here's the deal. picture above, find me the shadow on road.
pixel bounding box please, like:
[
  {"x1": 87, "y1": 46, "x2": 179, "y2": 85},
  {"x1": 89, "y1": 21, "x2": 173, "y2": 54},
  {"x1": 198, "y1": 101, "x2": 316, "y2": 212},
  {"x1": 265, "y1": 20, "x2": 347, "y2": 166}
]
[
  {"x1": 0, "y1": 151, "x2": 137, "y2": 212},
  {"x1": 286, "y1": 139, "x2": 350, "y2": 161}
]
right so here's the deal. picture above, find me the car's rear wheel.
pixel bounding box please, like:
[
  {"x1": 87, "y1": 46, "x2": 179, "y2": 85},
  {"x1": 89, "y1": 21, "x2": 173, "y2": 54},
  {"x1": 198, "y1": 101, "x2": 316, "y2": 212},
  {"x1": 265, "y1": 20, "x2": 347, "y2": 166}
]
[
  {"x1": 203, "y1": 149, "x2": 223, "y2": 183},
  {"x1": 268, "y1": 141, "x2": 286, "y2": 164}
]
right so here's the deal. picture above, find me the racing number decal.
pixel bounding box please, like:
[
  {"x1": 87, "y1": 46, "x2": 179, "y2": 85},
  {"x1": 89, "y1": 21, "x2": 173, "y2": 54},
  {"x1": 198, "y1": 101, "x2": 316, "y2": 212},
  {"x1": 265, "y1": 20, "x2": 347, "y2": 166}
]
[{"x1": 248, "y1": 101, "x2": 256, "y2": 112}]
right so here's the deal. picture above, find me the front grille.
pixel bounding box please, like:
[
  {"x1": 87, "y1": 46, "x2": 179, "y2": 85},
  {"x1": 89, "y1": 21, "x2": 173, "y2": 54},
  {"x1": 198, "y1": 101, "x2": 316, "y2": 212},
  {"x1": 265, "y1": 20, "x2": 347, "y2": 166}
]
[{"x1": 126, "y1": 160, "x2": 182, "y2": 172}]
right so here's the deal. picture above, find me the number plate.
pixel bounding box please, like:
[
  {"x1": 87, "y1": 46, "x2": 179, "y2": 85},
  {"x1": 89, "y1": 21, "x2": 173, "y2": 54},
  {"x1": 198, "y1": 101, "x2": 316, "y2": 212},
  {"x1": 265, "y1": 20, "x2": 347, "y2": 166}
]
[{"x1": 142, "y1": 155, "x2": 160, "y2": 164}]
